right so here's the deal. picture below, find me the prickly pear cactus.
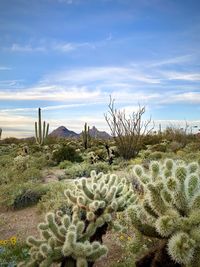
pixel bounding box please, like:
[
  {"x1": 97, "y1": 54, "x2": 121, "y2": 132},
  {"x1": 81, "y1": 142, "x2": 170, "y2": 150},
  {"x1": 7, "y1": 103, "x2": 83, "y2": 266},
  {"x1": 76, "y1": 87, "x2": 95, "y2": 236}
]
[
  {"x1": 19, "y1": 171, "x2": 135, "y2": 267},
  {"x1": 129, "y1": 159, "x2": 200, "y2": 267}
]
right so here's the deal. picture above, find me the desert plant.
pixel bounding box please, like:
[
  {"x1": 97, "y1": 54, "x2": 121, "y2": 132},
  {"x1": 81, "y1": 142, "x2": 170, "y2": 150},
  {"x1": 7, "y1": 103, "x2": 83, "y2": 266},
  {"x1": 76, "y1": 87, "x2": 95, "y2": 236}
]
[
  {"x1": 82, "y1": 122, "x2": 91, "y2": 149},
  {"x1": 52, "y1": 145, "x2": 83, "y2": 164},
  {"x1": 64, "y1": 162, "x2": 111, "y2": 179},
  {"x1": 0, "y1": 127, "x2": 2, "y2": 140},
  {"x1": 19, "y1": 171, "x2": 135, "y2": 267},
  {"x1": 129, "y1": 159, "x2": 200, "y2": 267},
  {"x1": 105, "y1": 96, "x2": 153, "y2": 160},
  {"x1": 35, "y1": 108, "x2": 49, "y2": 145}
]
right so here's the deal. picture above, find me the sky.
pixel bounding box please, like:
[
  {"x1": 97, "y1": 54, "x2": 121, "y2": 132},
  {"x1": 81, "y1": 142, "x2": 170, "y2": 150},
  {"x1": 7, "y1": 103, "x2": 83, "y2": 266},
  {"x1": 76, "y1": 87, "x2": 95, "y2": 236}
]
[{"x1": 0, "y1": 0, "x2": 200, "y2": 138}]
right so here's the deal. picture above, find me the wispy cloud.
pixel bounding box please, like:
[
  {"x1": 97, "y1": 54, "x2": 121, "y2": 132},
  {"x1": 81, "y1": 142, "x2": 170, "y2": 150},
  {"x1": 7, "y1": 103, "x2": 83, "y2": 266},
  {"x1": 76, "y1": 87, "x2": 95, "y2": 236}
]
[
  {"x1": 45, "y1": 66, "x2": 161, "y2": 85},
  {"x1": 0, "y1": 86, "x2": 102, "y2": 101},
  {"x1": 10, "y1": 43, "x2": 46, "y2": 52},
  {"x1": 148, "y1": 54, "x2": 194, "y2": 67},
  {"x1": 161, "y1": 71, "x2": 200, "y2": 81},
  {"x1": 0, "y1": 66, "x2": 11, "y2": 70}
]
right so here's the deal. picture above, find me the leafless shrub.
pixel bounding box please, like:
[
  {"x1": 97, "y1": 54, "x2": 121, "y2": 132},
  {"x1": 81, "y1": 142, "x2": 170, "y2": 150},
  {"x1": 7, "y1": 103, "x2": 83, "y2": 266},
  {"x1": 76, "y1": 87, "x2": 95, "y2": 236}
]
[{"x1": 104, "y1": 96, "x2": 153, "y2": 159}]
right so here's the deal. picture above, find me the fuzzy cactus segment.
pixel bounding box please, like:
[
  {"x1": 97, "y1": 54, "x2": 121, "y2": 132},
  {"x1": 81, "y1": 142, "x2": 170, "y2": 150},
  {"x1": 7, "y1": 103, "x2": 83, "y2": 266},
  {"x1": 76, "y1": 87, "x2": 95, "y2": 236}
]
[
  {"x1": 19, "y1": 171, "x2": 135, "y2": 267},
  {"x1": 130, "y1": 159, "x2": 200, "y2": 266}
]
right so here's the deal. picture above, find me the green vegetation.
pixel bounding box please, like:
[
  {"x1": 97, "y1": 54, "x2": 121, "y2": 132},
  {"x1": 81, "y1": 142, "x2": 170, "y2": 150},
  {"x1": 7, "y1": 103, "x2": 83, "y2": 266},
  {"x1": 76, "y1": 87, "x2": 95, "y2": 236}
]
[{"x1": 1, "y1": 112, "x2": 200, "y2": 267}]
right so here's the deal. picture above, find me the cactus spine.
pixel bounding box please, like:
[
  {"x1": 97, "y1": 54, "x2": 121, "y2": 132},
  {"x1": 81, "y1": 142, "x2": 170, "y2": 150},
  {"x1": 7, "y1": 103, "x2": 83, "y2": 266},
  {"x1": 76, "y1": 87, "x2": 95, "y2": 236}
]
[
  {"x1": 82, "y1": 122, "x2": 91, "y2": 149},
  {"x1": 35, "y1": 108, "x2": 49, "y2": 145},
  {"x1": 129, "y1": 159, "x2": 200, "y2": 267},
  {"x1": 18, "y1": 171, "x2": 135, "y2": 267}
]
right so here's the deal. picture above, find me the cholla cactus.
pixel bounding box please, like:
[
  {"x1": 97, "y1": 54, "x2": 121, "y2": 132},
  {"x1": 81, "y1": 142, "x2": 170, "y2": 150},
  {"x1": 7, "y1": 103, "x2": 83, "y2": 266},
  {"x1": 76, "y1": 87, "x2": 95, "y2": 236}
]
[
  {"x1": 19, "y1": 171, "x2": 135, "y2": 267},
  {"x1": 129, "y1": 159, "x2": 200, "y2": 266},
  {"x1": 14, "y1": 155, "x2": 29, "y2": 171}
]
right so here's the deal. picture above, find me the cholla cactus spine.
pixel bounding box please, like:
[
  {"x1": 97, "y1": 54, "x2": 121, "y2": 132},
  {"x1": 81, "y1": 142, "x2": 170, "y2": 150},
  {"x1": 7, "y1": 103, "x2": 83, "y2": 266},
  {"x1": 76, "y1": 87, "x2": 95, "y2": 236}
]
[{"x1": 129, "y1": 159, "x2": 200, "y2": 266}]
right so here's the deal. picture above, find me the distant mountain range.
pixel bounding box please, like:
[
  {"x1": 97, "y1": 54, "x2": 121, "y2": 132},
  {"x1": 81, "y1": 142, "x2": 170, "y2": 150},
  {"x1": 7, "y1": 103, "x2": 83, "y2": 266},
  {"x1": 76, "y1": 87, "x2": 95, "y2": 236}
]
[{"x1": 49, "y1": 126, "x2": 111, "y2": 139}]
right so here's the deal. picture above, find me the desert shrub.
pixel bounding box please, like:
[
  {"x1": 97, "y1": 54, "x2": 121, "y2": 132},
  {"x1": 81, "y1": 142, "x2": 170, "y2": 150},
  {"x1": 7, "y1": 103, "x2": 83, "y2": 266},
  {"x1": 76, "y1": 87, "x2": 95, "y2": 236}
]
[
  {"x1": 147, "y1": 143, "x2": 167, "y2": 152},
  {"x1": 0, "y1": 242, "x2": 29, "y2": 267},
  {"x1": 63, "y1": 162, "x2": 111, "y2": 179},
  {"x1": 0, "y1": 182, "x2": 50, "y2": 209},
  {"x1": 142, "y1": 134, "x2": 163, "y2": 146},
  {"x1": 37, "y1": 181, "x2": 75, "y2": 213},
  {"x1": 183, "y1": 142, "x2": 200, "y2": 153},
  {"x1": 148, "y1": 151, "x2": 164, "y2": 160},
  {"x1": 167, "y1": 141, "x2": 183, "y2": 153},
  {"x1": 52, "y1": 145, "x2": 83, "y2": 164},
  {"x1": 28, "y1": 153, "x2": 54, "y2": 169},
  {"x1": 59, "y1": 160, "x2": 74, "y2": 169},
  {"x1": 105, "y1": 97, "x2": 152, "y2": 159},
  {"x1": 0, "y1": 154, "x2": 14, "y2": 167}
]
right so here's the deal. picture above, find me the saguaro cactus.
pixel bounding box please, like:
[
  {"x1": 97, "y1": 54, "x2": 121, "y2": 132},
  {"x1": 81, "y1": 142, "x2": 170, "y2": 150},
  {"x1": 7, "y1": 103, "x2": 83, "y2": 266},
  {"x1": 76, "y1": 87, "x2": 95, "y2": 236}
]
[
  {"x1": 0, "y1": 128, "x2": 2, "y2": 140},
  {"x1": 82, "y1": 122, "x2": 91, "y2": 149},
  {"x1": 35, "y1": 108, "x2": 49, "y2": 145},
  {"x1": 18, "y1": 171, "x2": 135, "y2": 267},
  {"x1": 129, "y1": 159, "x2": 200, "y2": 267}
]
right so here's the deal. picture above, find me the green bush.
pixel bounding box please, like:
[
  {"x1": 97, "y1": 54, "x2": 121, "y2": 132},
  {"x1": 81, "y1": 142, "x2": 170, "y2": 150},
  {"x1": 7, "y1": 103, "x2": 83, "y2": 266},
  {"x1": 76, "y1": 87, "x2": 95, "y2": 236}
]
[
  {"x1": 63, "y1": 162, "x2": 111, "y2": 179},
  {"x1": 52, "y1": 145, "x2": 83, "y2": 164},
  {"x1": 0, "y1": 182, "x2": 50, "y2": 209},
  {"x1": 148, "y1": 151, "x2": 164, "y2": 160},
  {"x1": 0, "y1": 242, "x2": 29, "y2": 266},
  {"x1": 37, "y1": 181, "x2": 75, "y2": 213},
  {"x1": 59, "y1": 160, "x2": 73, "y2": 169}
]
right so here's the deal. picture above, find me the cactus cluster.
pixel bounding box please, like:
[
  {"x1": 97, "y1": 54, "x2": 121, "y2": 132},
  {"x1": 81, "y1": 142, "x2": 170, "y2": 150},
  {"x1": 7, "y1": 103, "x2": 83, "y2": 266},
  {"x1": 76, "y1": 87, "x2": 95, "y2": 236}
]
[
  {"x1": 19, "y1": 171, "x2": 135, "y2": 267},
  {"x1": 129, "y1": 159, "x2": 200, "y2": 266},
  {"x1": 82, "y1": 123, "x2": 91, "y2": 150},
  {"x1": 35, "y1": 108, "x2": 49, "y2": 146}
]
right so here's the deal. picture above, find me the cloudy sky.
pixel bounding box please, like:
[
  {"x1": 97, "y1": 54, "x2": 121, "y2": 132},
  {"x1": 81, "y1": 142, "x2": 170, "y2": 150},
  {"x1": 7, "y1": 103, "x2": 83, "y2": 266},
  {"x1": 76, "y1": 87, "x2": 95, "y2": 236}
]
[{"x1": 0, "y1": 0, "x2": 200, "y2": 138}]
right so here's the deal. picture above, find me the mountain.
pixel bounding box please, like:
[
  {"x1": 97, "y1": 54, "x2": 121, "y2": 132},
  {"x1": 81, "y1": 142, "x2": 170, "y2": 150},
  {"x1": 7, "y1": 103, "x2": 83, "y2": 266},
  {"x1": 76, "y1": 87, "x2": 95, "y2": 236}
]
[
  {"x1": 49, "y1": 126, "x2": 111, "y2": 139},
  {"x1": 49, "y1": 126, "x2": 79, "y2": 138},
  {"x1": 88, "y1": 126, "x2": 111, "y2": 139}
]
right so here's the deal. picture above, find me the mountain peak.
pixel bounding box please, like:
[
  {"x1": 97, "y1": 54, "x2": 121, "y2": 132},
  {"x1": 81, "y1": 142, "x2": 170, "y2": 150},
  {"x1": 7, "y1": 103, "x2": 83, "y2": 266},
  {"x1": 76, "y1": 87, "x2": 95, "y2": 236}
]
[{"x1": 49, "y1": 126, "x2": 79, "y2": 138}]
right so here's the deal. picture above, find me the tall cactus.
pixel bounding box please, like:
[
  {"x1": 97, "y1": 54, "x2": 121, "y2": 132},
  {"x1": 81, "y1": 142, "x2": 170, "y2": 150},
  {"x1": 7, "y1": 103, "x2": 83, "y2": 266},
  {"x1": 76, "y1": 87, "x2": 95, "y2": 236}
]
[
  {"x1": 82, "y1": 122, "x2": 91, "y2": 149},
  {"x1": 35, "y1": 108, "x2": 49, "y2": 145},
  {"x1": 0, "y1": 128, "x2": 2, "y2": 140}
]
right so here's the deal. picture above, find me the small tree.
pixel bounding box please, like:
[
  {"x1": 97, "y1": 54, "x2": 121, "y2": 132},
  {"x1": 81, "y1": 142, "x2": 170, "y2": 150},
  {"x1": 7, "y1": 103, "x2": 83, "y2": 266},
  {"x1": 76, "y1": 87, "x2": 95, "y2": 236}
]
[{"x1": 105, "y1": 96, "x2": 153, "y2": 160}]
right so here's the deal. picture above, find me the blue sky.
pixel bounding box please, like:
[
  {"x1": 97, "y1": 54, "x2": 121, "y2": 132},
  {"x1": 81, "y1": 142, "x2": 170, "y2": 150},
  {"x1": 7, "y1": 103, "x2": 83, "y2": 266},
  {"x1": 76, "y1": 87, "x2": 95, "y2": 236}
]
[{"x1": 0, "y1": 0, "x2": 200, "y2": 137}]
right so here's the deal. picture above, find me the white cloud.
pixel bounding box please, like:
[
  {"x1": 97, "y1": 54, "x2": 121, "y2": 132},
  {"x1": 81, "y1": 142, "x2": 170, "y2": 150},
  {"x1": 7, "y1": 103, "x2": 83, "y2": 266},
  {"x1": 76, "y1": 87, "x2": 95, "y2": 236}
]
[
  {"x1": 148, "y1": 54, "x2": 194, "y2": 67},
  {"x1": 0, "y1": 86, "x2": 102, "y2": 101},
  {"x1": 46, "y1": 66, "x2": 161, "y2": 85},
  {"x1": 161, "y1": 71, "x2": 200, "y2": 81},
  {"x1": 0, "y1": 66, "x2": 11, "y2": 70},
  {"x1": 10, "y1": 43, "x2": 46, "y2": 52}
]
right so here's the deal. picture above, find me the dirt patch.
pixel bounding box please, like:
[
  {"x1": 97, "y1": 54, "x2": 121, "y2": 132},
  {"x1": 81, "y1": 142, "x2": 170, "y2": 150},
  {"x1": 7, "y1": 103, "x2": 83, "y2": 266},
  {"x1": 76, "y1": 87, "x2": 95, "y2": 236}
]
[
  {"x1": 42, "y1": 167, "x2": 66, "y2": 183},
  {"x1": 0, "y1": 206, "x2": 43, "y2": 242},
  {"x1": 95, "y1": 233, "x2": 123, "y2": 267}
]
